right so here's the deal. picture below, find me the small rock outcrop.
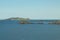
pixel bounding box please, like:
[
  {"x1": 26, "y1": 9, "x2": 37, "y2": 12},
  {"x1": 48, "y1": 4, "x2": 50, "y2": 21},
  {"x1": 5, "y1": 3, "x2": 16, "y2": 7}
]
[{"x1": 19, "y1": 21, "x2": 31, "y2": 24}]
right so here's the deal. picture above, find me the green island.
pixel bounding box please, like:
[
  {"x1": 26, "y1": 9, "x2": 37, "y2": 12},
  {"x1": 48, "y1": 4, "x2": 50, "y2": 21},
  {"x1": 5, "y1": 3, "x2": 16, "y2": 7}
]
[
  {"x1": 6, "y1": 17, "x2": 30, "y2": 20},
  {"x1": 6, "y1": 17, "x2": 31, "y2": 24}
]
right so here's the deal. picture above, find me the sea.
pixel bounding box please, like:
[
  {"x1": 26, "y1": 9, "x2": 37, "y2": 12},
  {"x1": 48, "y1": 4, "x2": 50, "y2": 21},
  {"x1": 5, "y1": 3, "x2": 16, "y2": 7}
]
[{"x1": 0, "y1": 20, "x2": 60, "y2": 40}]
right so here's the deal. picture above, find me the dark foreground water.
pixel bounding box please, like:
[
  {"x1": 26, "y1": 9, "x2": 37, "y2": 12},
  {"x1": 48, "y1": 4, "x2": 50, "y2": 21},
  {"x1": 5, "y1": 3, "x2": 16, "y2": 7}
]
[{"x1": 0, "y1": 20, "x2": 60, "y2": 40}]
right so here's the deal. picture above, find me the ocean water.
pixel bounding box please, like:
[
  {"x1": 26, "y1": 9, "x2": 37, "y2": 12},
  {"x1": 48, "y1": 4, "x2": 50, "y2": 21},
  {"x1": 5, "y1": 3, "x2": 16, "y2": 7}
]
[{"x1": 0, "y1": 20, "x2": 60, "y2": 40}]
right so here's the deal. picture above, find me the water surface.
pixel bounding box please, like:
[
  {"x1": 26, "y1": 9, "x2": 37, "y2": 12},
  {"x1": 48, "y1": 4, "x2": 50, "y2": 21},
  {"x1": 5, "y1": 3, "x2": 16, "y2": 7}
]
[{"x1": 0, "y1": 20, "x2": 60, "y2": 40}]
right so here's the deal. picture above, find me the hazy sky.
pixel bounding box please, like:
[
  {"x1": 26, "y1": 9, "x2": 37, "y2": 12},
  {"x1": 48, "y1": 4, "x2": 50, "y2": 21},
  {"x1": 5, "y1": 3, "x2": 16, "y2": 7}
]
[{"x1": 0, "y1": 0, "x2": 60, "y2": 19}]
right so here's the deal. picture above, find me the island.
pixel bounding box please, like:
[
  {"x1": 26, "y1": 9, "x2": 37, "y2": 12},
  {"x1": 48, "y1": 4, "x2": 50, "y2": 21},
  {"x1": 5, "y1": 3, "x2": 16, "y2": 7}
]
[
  {"x1": 6, "y1": 17, "x2": 30, "y2": 20},
  {"x1": 6, "y1": 17, "x2": 31, "y2": 24},
  {"x1": 48, "y1": 20, "x2": 60, "y2": 24}
]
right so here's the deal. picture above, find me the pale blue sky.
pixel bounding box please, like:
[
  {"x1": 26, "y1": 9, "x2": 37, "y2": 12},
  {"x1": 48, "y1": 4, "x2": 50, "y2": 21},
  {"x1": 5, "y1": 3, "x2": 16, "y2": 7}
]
[{"x1": 0, "y1": 0, "x2": 60, "y2": 19}]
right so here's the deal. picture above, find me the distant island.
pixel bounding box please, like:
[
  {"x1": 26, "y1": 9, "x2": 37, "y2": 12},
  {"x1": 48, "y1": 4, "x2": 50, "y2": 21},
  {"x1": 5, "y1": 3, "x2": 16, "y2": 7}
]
[
  {"x1": 5, "y1": 17, "x2": 31, "y2": 24},
  {"x1": 48, "y1": 20, "x2": 60, "y2": 24},
  {"x1": 6, "y1": 17, "x2": 30, "y2": 21}
]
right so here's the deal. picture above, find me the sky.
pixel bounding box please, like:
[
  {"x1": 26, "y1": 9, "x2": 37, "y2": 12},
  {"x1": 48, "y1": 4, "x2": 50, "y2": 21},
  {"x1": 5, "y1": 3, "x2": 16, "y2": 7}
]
[{"x1": 0, "y1": 0, "x2": 60, "y2": 19}]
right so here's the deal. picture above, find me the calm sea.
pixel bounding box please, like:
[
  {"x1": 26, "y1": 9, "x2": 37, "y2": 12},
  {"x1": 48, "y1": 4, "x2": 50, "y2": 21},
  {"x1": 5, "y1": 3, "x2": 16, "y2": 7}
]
[{"x1": 0, "y1": 20, "x2": 60, "y2": 40}]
